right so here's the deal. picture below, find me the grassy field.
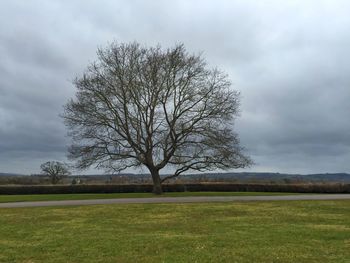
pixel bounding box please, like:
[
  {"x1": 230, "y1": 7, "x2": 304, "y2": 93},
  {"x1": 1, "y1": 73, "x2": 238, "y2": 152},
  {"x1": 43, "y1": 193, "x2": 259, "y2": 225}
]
[
  {"x1": 0, "y1": 191, "x2": 303, "y2": 203},
  {"x1": 0, "y1": 200, "x2": 349, "y2": 262}
]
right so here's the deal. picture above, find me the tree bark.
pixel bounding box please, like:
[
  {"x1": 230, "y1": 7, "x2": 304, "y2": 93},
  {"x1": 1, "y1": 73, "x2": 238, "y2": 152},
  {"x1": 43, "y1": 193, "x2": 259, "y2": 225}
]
[{"x1": 150, "y1": 168, "x2": 163, "y2": 195}]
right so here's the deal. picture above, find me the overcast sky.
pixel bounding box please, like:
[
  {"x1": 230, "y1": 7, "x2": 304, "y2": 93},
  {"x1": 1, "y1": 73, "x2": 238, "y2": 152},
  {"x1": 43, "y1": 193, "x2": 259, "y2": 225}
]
[{"x1": 1, "y1": 0, "x2": 350, "y2": 174}]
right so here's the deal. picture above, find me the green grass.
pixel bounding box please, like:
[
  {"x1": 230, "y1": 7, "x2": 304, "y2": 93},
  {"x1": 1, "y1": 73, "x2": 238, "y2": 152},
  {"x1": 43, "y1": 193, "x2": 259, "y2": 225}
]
[
  {"x1": 0, "y1": 191, "x2": 303, "y2": 203},
  {"x1": 0, "y1": 200, "x2": 349, "y2": 262}
]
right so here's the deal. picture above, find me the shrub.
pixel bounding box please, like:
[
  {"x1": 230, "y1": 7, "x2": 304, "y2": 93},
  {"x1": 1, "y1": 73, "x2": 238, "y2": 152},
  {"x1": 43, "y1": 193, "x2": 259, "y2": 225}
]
[{"x1": 0, "y1": 183, "x2": 349, "y2": 195}]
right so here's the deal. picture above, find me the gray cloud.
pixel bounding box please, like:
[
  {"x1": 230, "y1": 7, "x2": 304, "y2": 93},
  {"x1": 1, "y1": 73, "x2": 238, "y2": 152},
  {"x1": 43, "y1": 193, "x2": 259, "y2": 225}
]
[{"x1": 1, "y1": 0, "x2": 349, "y2": 174}]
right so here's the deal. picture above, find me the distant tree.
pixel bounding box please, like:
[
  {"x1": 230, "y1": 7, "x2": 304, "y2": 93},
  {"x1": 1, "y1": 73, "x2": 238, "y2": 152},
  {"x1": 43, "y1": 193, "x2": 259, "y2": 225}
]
[
  {"x1": 71, "y1": 177, "x2": 81, "y2": 185},
  {"x1": 63, "y1": 42, "x2": 252, "y2": 194},
  {"x1": 71, "y1": 178, "x2": 77, "y2": 185},
  {"x1": 40, "y1": 161, "x2": 70, "y2": 184}
]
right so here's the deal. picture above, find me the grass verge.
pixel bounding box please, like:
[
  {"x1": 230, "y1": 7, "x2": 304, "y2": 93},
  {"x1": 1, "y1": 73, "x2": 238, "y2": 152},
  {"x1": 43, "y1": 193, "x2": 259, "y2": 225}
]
[
  {"x1": 0, "y1": 200, "x2": 349, "y2": 262},
  {"x1": 0, "y1": 191, "x2": 303, "y2": 203}
]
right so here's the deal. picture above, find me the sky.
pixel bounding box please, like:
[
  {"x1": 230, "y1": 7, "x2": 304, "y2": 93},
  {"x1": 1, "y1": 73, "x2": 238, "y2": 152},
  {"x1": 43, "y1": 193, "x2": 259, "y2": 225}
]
[{"x1": 1, "y1": 0, "x2": 350, "y2": 175}]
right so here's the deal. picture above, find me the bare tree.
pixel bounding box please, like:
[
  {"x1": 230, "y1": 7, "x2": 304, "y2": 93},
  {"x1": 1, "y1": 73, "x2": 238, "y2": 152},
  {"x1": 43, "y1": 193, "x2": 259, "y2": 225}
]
[
  {"x1": 40, "y1": 161, "x2": 70, "y2": 184},
  {"x1": 63, "y1": 42, "x2": 252, "y2": 194}
]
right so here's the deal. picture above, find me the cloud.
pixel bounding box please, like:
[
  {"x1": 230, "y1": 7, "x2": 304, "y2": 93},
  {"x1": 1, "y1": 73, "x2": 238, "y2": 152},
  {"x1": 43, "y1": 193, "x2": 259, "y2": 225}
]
[{"x1": 1, "y1": 0, "x2": 350, "y2": 174}]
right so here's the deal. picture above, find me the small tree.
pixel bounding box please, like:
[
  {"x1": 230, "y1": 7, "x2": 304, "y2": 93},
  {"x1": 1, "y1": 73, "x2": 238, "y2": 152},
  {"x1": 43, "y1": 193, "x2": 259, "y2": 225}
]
[
  {"x1": 63, "y1": 42, "x2": 252, "y2": 194},
  {"x1": 40, "y1": 161, "x2": 70, "y2": 184}
]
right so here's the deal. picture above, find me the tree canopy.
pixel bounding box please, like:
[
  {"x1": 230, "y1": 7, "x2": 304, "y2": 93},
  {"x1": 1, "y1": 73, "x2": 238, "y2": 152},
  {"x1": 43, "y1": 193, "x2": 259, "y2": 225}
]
[
  {"x1": 63, "y1": 42, "x2": 252, "y2": 193},
  {"x1": 40, "y1": 161, "x2": 70, "y2": 184}
]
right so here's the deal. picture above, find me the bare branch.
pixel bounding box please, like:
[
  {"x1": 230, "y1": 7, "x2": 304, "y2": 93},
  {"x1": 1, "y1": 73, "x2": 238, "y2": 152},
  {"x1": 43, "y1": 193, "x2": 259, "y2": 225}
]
[{"x1": 62, "y1": 41, "x2": 252, "y2": 193}]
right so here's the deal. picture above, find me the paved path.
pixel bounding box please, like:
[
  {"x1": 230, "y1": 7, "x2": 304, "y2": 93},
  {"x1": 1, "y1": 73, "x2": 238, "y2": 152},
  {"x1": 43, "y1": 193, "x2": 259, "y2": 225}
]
[{"x1": 1, "y1": 194, "x2": 350, "y2": 208}]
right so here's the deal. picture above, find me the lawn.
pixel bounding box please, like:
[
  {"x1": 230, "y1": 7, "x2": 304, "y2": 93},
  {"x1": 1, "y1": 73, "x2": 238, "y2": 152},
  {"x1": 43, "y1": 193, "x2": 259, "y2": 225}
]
[
  {"x1": 0, "y1": 200, "x2": 349, "y2": 262},
  {"x1": 0, "y1": 191, "x2": 303, "y2": 203}
]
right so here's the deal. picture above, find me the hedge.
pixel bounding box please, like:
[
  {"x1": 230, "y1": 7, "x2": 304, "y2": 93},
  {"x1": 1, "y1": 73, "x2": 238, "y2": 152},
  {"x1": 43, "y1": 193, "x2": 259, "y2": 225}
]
[{"x1": 0, "y1": 183, "x2": 349, "y2": 195}]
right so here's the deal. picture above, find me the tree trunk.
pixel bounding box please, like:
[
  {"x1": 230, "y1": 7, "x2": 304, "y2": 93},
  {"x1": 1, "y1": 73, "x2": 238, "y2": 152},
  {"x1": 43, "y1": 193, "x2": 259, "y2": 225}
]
[{"x1": 150, "y1": 168, "x2": 163, "y2": 195}]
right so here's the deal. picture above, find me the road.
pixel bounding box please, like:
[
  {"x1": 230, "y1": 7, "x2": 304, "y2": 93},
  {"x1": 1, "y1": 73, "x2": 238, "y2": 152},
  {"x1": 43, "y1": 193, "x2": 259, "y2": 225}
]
[{"x1": 1, "y1": 194, "x2": 350, "y2": 208}]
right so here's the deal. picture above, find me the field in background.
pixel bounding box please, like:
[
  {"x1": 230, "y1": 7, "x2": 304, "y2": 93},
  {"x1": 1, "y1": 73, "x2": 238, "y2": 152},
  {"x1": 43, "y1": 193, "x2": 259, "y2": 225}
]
[
  {"x1": 1, "y1": 172, "x2": 350, "y2": 185},
  {"x1": 1, "y1": 173, "x2": 349, "y2": 196},
  {"x1": 1, "y1": 200, "x2": 349, "y2": 262}
]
